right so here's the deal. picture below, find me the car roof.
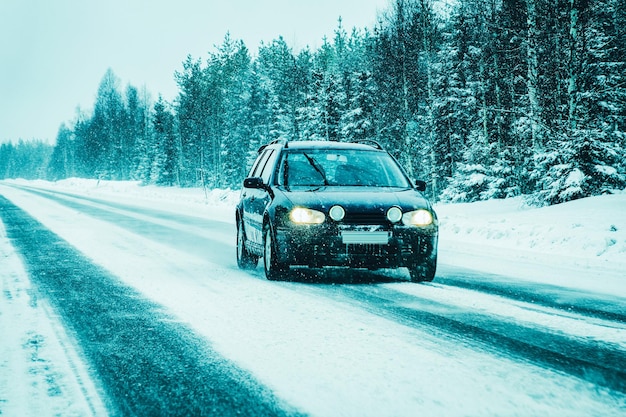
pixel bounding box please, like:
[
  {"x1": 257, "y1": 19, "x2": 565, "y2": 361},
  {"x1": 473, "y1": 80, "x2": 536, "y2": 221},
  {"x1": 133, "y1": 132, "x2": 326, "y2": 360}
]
[{"x1": 267, "y1": 140, "x2": 385, "y2": 152}]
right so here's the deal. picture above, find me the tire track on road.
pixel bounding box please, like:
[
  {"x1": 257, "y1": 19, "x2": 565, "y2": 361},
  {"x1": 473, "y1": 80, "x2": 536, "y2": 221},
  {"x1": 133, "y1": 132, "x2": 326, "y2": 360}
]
[
  {"x1": 306, "y1": 280, "x2": 626, "y2": 394},
  {"x1": 0, "y1": 195, "x2": 304, "y2": 417},
  {"x1": 6, "y1": 185, "x2": 234, "y2": 265},
  {"x1": 436, "y1": 271, "x2": 626, "y2": 323}
]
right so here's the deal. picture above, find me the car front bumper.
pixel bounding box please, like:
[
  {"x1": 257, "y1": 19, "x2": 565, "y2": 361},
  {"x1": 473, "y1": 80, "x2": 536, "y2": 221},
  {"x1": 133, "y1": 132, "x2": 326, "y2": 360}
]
[{"x1": 275, "y1": 224, "x2": 438, "y2": 269}]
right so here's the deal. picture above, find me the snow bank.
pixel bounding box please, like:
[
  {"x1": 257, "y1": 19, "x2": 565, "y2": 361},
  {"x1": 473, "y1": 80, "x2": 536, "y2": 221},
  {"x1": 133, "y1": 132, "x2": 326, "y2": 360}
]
[
  {"x1": 435, "y1": 193, "x2": 626, "y2": 281},
  {"x1": 0, "y1": 219, "x2": 106, "y2": 416}
]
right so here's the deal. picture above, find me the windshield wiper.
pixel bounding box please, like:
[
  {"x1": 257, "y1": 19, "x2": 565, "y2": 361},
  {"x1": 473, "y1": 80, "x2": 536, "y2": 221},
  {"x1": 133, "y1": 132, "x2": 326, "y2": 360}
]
[{"x1": 302, "y1": 153, "x2": 329, "y2": 186}]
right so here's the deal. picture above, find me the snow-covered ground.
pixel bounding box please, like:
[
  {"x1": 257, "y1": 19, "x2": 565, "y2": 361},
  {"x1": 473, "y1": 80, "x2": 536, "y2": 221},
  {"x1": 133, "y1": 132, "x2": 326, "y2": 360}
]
[
  {"x1": 1, "y1": 178, "x2": 625, "y2": 416},
  {"x1": 437, "y1": 190, "x2": 626, "y2": 296},
  {"x1": 17, "y1": 178, "x2": 625, "y2": 294}
]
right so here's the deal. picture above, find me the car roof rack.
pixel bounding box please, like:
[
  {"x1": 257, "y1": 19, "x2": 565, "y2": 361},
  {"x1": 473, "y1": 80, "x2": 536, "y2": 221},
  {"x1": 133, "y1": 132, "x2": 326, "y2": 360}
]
[
  {"x1": 258, "y1": 138, "x2": 288, "y2": 153},
  {"x1": 350, "y1": 139, "x2": 383, "y2": 150},
  {"x1": 269, "y1": 138, "x2": 289, "y2": 147}
]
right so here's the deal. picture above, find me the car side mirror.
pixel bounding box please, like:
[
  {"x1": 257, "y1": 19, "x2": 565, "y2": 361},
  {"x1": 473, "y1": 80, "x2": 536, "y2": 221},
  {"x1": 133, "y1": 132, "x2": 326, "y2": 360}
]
[
  {"x1": 243, "y1": 177, "x2": 265, "y2": 189},
  {"x1": 414, "y1": 180, "x2": 427, "y2": 192}
]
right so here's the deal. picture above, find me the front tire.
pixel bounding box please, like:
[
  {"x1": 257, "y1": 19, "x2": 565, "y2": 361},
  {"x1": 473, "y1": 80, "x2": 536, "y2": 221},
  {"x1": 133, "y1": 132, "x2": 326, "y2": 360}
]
[
  {"x1": 237, "y1": 220, "x2": 258, "y2": 269},
  {"x1": 263, "y1": 225, "x2": 288, "y2": 280}
]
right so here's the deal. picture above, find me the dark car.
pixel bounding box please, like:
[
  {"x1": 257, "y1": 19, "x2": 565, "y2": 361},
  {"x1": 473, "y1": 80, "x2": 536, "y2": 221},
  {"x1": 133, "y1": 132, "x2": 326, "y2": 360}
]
[{"x1": 235, "y1": 139, "x2": 438, "y2": 282}]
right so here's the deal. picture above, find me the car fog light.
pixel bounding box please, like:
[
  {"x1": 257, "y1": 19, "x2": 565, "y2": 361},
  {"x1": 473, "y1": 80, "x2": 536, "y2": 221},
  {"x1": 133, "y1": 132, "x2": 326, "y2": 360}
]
[
  {"x1": 329, "y1": 205, "x2": 346, "y2": 221},
  {"x1": 402, "y1": 209, "x2": 433, "y2": 226},
  {"x1": 290, "y1": 207, "x2": 325, "y2": 224},
  {"x1": 386, "y1": 206, "x2": 403, "y2": 223}
]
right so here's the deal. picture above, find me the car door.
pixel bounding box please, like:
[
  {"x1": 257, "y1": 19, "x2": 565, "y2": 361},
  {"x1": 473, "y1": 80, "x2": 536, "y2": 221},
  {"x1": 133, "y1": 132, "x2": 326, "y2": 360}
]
[
  {"x1": 242, "y1": 149, "x2": 279, "y2": 246},
  {"x1": 241, "y1": 149, "x2": 271, "y2": 247}
]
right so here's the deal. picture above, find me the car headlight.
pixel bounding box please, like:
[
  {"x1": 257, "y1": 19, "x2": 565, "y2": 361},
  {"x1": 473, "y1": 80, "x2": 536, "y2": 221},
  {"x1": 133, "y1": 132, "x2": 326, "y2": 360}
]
[
  {"x1": 402, "y1": 209, "x2": 434, "y2": 226},
  {"x1": 290, "y1": 207, "x2": 325, "y2": 224}
]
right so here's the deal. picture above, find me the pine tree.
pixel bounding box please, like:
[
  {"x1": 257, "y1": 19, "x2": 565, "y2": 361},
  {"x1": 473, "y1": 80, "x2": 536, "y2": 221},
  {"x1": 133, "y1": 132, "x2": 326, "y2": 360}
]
[
  {"x1": 149, "y1": 97, "x2": 179, "y2": 186},
  {"x1": 124, "y1": 85, "x2": 151, "y2": 181},
  {"x1": 257, "y1": 37, "x2": 301, "y2": 141},
  {"x1": 434, "y1": 0, "x2": 480, "y2": 199},
  {"x1": 341, "y1": 71, "x2": 377, "y2": 142},
  {"x1": 246, "y1": 66, "x2": 272, "y2": 167},
  {"x1": 212, "y1": 35, "x2": 253, "y2": 188},
  {"x1": 531, "y1": 0, "x2": 626, "y2": 204},
  {"x1": 371, "y1": 0, "x2": 421, "y2": 160},
  {"x1": 569, "y1": 0, "x2": 626, "y2": 195},
  {"x1": 85, "y1": 68, "x2": 126, "y2": 179},
  {"x1": 296, "y1": 50, "x2": 325, "y2": 141},
  {"x1": 175, "y1": 56, "x2": 208, "y2": 186},
  {"x1": 0, "y1": 142, "x2": 15, "y2": 179},
  {"x1": 47, "y1": 124, "x2": 75, "y2": 180}
]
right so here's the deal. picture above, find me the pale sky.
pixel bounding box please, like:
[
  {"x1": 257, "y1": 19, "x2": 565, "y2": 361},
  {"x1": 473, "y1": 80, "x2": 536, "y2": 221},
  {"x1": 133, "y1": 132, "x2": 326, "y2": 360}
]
[{"x1": 0, "y1": 0, "x2": 390, "y2": 144}]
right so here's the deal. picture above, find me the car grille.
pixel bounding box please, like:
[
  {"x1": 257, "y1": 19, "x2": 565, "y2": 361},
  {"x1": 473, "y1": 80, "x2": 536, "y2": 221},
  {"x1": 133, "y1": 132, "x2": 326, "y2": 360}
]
[{"x1": 343, "y1": 211, "x2": 388, "y2": 225}]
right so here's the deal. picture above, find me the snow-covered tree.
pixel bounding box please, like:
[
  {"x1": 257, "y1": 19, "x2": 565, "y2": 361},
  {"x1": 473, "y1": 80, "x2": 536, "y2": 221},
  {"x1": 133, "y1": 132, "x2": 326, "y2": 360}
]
[
  {"x1": 175, "y1": 56, "x2": 208, "y2": 186},
  {"x1": 47, "y1": 124, "x2": 75, "y2": 180},
  {"x1": 31, "y1": 0, "x2": 624, "y2": 206},
  {"x1": 341, "y1": 71, "x2": 377, "y2": 142}
]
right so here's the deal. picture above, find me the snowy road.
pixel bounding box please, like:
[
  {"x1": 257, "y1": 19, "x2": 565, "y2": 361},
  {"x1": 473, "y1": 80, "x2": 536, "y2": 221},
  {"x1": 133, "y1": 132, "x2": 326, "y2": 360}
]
[{"x1": 1, "y1": 182, "x2": 625, "y2": 416}]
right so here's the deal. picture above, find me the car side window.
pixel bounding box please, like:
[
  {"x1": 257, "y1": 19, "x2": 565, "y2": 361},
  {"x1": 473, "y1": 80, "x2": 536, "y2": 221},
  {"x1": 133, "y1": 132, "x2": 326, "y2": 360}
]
[{"x1": 260, "y1": 150, "x2": 279, "y2": 184}]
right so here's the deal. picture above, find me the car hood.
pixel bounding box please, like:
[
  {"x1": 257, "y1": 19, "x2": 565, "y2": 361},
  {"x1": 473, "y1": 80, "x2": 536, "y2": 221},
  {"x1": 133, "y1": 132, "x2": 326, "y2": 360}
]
[{"x1": 279, "y1": 187, "x2": 434, "y2": 213}]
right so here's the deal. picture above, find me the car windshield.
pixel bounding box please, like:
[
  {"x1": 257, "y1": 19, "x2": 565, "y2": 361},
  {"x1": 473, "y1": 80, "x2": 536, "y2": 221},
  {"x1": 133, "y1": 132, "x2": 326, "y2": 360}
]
[{"x1": 278, "y1": 149, "x2": 411, "y2": 188}]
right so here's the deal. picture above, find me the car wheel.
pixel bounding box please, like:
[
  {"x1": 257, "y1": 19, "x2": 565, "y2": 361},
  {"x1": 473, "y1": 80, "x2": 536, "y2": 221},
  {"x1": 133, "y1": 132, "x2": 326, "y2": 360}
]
[
  {"x1": 237, "y1": 220, "x2": 258, "y2": 269},
  {"x1": 263, "y1": 225, "x2": 288, "y2": 280},
  {"x1": 409, "y1": 256, "x2": 437, "y2": 283}
]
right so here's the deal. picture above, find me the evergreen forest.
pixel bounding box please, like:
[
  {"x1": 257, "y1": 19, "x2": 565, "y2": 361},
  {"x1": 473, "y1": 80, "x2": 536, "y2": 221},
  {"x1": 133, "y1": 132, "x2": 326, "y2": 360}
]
[{"x1": 1, "y1": 0, "x2": 624, "y2": 206}]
